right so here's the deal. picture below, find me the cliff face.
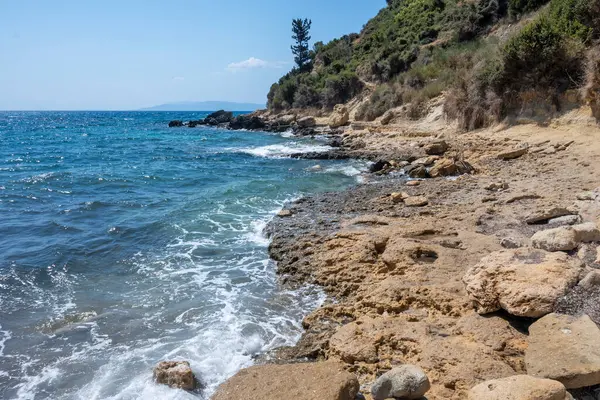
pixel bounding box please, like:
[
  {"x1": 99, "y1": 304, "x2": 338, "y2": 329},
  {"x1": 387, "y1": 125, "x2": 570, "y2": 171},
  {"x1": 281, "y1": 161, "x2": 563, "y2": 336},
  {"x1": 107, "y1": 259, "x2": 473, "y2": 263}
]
[{"x1": 268, "y1": 0, "x2": 600, "y2": 130}]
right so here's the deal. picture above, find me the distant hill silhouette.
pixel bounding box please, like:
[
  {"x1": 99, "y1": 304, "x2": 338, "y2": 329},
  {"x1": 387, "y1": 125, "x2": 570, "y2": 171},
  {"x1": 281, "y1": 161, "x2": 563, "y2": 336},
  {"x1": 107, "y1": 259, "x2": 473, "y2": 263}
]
[{"x1": 140, "y1": 101, "x2": 265, "y2": 112}]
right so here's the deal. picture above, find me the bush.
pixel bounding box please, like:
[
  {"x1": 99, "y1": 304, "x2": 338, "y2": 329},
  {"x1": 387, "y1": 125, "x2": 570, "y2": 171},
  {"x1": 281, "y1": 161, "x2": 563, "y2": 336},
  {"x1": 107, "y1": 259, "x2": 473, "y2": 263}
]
[
  {"x1": 508, "y1": 0, "x2": 549, "y2": 16},
  {"x1": 356, "y1": 84, "x2": 403, "y2": 121}
]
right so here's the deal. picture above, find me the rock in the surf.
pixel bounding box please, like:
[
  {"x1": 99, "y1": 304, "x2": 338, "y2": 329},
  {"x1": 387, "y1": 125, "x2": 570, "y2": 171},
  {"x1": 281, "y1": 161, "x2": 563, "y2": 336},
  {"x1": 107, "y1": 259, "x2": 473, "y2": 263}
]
[
  {"x1": 168, "y1": 120, "x2": 184, "y2": 127},
  {"x1": 153, "y1": 361, "x2": 196, "y2": 390}
]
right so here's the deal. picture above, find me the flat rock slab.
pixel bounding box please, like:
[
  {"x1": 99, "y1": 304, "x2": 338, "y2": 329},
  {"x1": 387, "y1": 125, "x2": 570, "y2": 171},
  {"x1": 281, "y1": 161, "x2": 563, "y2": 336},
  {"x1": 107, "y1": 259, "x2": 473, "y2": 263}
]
[
  {"x1": 526, "y1": 313, "x2": 600, "y2": 389},
  {"x1": 211, "y1": 362, "x2": 359, "y2": 400},
  {"x1": 463, "y1": 249, "x2": 582, "y2": 317},
  {"x1": 468, "y1": 375, "x2": 572, "y2": 400},
  {"x1": 526, "y1": 207, "x2": 576, "y2": 225},
  {"x1": 497, "y1": 147, "x2": 528, "y2": 160}
]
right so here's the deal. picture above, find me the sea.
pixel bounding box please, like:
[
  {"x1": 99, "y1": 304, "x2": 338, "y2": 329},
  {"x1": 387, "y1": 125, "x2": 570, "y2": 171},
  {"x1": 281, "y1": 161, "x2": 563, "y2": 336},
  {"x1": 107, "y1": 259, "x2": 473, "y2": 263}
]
[{"x1": 0, "y1": 111, "x2": 366, "y2": 399}]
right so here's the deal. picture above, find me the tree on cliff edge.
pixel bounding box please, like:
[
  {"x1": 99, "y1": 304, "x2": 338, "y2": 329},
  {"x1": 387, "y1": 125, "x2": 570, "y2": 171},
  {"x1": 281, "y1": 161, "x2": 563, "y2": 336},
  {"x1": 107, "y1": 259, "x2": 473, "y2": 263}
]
[{"x1": 291, "y1": 18, "x2": 312, "y2": 71}]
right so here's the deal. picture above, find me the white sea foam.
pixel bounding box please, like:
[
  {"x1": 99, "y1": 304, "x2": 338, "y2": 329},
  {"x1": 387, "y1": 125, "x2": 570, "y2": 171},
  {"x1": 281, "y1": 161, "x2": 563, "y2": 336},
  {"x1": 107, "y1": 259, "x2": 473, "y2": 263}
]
[{"x1": 236, "y1": 142, "x2": 331, "y2": 158}]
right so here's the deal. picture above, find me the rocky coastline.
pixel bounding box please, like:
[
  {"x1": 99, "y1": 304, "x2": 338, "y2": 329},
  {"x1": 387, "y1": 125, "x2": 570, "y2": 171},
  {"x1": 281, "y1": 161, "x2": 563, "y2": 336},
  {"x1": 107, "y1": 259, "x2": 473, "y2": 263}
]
[{"x1": 162, "y1": 107, "x2": 600, "y2": 400}]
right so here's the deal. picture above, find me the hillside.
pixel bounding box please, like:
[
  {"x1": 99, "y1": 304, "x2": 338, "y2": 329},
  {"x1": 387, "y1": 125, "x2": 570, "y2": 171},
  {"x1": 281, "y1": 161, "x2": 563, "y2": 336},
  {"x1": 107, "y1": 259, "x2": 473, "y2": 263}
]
[{"x1": 267, "y1": 0, "x2": 600, "y2": 130}]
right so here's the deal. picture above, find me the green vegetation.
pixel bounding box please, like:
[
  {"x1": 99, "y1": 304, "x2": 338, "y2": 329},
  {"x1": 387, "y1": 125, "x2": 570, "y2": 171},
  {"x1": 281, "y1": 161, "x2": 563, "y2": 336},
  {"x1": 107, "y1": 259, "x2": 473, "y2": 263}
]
[
  {"x1": 268, "y1": 0, "x2": 600, "y2": 130},
  {"x1": 291, "y1": 19, "x2": 313, "y2": 71}
]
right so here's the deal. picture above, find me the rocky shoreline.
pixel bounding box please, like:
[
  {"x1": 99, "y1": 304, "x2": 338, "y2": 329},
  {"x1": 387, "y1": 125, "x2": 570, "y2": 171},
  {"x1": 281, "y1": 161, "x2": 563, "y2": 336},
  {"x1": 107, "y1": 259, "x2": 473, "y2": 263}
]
[{"x1": 162, "y1": 108, "x2": 600, "y2": 400}]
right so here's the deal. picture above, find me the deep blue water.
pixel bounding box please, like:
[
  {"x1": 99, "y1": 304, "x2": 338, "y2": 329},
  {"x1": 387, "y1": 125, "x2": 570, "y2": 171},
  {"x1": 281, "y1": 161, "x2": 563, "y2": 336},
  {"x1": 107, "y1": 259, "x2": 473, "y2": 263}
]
[{"x1": 0, "y1": 111, "x2": 366, "y2": 399}]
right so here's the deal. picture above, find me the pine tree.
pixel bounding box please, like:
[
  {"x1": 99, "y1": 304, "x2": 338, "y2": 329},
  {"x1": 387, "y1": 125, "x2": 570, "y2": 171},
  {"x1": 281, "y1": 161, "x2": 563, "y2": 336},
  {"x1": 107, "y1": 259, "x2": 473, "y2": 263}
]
[{"x1": 291, "y1": 18, "x2": 312, "y2": 71}]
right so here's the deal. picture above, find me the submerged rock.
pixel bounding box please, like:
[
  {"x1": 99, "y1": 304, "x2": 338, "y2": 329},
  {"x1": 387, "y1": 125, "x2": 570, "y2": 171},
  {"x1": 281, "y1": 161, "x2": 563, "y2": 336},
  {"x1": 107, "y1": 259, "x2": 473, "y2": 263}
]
[
  {"x1": 463, "y1": 248, "x2": 583, "y2": 317},
  {"x1": 371, "y1": 365, "x2": 431, "y2": 400},
  {"x1": 212, "y1": 362, "x2": 359, "y2": 400},
  {"x1": 153, "y1": 361, "x2": 196, "y2": 390},
  {"x1": 468, "y1": 375, "x2": 571, "y2": 400},
  {"x1": 526, "y1": 313, "x2": 600, "y2": 389}
]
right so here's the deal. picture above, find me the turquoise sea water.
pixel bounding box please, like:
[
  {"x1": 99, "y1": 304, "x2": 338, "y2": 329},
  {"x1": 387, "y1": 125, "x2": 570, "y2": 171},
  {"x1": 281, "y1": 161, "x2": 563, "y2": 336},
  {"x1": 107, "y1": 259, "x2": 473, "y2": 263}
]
[{"x1": 0, "y1": 111, "x2": 365, "y2": 399}]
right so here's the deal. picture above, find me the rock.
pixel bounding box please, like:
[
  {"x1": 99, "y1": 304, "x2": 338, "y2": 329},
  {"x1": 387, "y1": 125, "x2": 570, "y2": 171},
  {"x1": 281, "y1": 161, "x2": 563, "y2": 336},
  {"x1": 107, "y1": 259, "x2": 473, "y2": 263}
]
[
  {"x1": 532, "y1": 223, "x2": 600, "y2": 252},
  {"x1": 526, "y1": 313, "x2": 600, "y2": 389},
  {"x1": 573, "y1": 222, "x2": 600, "y2": 243},
  {"x1": 371, "y1": 365, "x2": 431, "y2": 400},
  {"x1": 486, "y1": 182, "x2": 509, "y2": 191},
  {"x1": 153, "y1": 361, "x2": 196, "y2": 390},
  {"x1": 278, "y1": 210, "x2": 293, "y2": 218},
  {"x1": 532, "y1": 227, "x2": 579, "y2": 252},
  {"x1": 413, "y1": 156, "x2": 438, "y2": 167},
  {"x1": 297, "y1": 116, "x2": 316, "y2": 128},
  {"x1": 548, "y1": 215, "x2": 583, "y2": 227},
  {"x1": 391, "y1": 192, "x2": 409, "y2": 204},
  {"x1": 370, "y1": 160, "x2": 391, "y2": 174},
  {"x1": 577, "y1": 192, "x2": 596, "y2": 201},
  {"x1": 463, "y1": 248, "x2": 583, "y2": 317},
  {"x1": 497, "y1": 147, "x2": 528, "y2": 160},
  {"x1": 424, "y1": 140, "x2": 449, "y2": 156},
  {"x1": 526, "y1": 208, "x2": 576, "y2": 224},
  {"x1": 205, "y1": 110, "x2": 233, "y2": 125},
  {"x1": 168, "y1": 120, "x2": 184, "y2": 127},
  {"x1": 429, "y1": 158, "x2": 474, "y2": 178},
  {"x1": 329, "y1": 105, "x2": 350, "y2": 128},
  {"x1": 212, "y1": 362, "x2": 359, "y2": 400},
  {"x1": 468, "y1": 375, "x2": 571, "y2": 400},
  {"x1": 380, "y1": 110, "x2": 396, "y2": 125},
  {"x1": 229, "y1": 115, "x2": 266, "y2": 130},
  {"x1": 406, "y1": 180, "x2": 421, "y2": 187},
  {"x1": 579, "y1": 271, "x2": 600, "y2": 290},
  {"x1": 500, "y1": 237, "x2": 522, "y2": 249},
  {"x1": 405, "y1": 164, "x2": 429, "y2": 179},
  {"x1": 187, "y1": 120, "x2": 206, "y2": 128},
  {"x1": 404, "y1": 196, "x2": 429, "y2": 207},
  {"x1": 276, "y1": 114, "x2": 296, "y2": 125}
]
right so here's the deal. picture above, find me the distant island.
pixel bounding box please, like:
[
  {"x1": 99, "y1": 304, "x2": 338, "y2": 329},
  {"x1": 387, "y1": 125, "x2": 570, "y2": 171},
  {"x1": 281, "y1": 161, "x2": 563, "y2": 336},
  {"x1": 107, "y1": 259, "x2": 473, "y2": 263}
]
[{"x1": 140, "y1": 101, "x2": 265, "y2": 112}]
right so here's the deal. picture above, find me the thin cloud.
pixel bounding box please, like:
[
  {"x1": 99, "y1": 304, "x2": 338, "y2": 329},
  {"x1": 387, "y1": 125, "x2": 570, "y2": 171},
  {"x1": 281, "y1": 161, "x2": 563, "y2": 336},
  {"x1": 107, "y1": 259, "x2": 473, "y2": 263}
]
[
  {"x1": 172, "y1": 76, "x2": 185, "y2": 81},
  {"x1": 227, "y1": 57, "x2": 287, "y2": 72}
]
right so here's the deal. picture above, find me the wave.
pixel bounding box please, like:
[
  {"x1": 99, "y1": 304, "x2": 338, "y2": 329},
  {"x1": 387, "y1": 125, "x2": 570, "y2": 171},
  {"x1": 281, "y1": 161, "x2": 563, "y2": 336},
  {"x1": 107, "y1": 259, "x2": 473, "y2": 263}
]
[{"x1": 235, "y1": 142, "x2": 331, "y2": 158}]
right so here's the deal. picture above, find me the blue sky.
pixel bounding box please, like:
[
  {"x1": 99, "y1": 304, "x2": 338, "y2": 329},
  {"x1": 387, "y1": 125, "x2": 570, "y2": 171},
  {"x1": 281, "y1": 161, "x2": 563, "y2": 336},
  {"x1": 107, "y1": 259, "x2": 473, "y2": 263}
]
[{"x1": 0, "y1": 0, "x2": 386, "y2": 110}]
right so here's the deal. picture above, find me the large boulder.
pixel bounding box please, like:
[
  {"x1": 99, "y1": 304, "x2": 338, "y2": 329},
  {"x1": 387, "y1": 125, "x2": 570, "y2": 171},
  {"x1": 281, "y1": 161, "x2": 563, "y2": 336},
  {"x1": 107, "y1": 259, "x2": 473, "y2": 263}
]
[
  {"x1": 229, "y1": 115, "x2": 266, "y2": 130},
  {"x1": 463, "y1": 249, "x2": 583, "y2": 317},
  {"x1": 297, "y1": 116, "x2": 316, "y2": 128},
  {"x1": 424, "y1": 140, "x2": 449, "y2": 156},
  {"x1": 468, "y1": 375, "x2": 572, "y2": 400},
  {"x1": 153, "y1": 361, "x2": 196, "y2": 390},
  {"x1": 526, "y1": 313, "x2": 600, "y2": 389},
  {"x1": 204, "y1": 110, "x2": 233, "y2": 125},
  {"x1": 329, "y1": 104, "x2": 350, "y2": 128},
  {"x1": 532, "y1": 223, "x2": 600, "y2": 252},
  {"x1": 371, "y1": 365, "x2": 431, "y2": 400},
  {"x1": 211, "y1": 362, "x2": 359, "y2": 400}
]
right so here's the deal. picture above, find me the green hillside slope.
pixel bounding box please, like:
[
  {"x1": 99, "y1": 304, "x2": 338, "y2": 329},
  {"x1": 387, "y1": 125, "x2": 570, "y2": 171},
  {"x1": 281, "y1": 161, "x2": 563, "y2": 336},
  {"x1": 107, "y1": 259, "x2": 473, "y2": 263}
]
[{"x1": 268, "y1": 0, "x2": 600, "y2": 129}]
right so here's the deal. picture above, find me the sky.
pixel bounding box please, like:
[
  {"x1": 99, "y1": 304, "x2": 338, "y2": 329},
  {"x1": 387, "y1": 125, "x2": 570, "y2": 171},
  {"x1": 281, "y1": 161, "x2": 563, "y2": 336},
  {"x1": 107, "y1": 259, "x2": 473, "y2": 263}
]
[{"x1": 0, "y1": 0, "x2": 386, "y2": 110}]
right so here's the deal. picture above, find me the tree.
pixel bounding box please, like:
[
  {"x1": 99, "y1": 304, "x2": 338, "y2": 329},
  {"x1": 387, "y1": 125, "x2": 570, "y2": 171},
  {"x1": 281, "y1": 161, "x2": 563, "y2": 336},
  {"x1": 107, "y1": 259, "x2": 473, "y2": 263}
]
[{"x1": 291, "y1": 18, "x2": 312, "y2": 71}]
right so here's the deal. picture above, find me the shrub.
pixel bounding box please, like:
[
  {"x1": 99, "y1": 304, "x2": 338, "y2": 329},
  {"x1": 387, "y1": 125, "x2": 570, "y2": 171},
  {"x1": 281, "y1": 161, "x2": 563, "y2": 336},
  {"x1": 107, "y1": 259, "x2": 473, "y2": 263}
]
[
  {"x1": 508, "y1": 0, "x2": 549, "y2": 16},
  {"x1": 356, "y1": 84, "x2": 404, "y2": 121}
]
